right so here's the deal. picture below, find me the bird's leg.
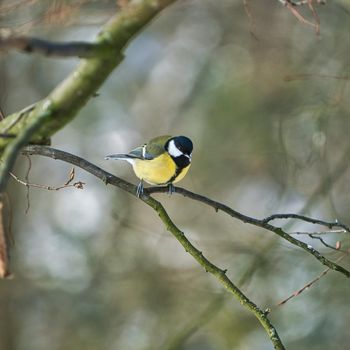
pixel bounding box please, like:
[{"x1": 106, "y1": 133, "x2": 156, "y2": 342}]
[
  {"x1": 167, "y1": 183, "x2": 175, "y2": 195},
  {"x1": 136, "y1": 180, "x2": 144, "y2": 198}
]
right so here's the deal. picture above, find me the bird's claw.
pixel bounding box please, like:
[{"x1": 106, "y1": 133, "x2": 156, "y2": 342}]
[
  {"x1": 136, "y1": 181, "x2": 144, "y2": 198},
  {"x1": 167, "y1": 183, "x2": 175, "y2": 195}
]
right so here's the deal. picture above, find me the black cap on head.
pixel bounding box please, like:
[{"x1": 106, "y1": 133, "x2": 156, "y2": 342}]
[{"x1": 173, "y1": 136, "x2": 193, "y2": 156}]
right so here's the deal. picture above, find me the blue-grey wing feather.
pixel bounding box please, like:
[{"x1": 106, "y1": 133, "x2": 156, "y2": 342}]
[
  {"x1": 105, "y1": 145, "x2": 154, "y2": 160},
  {"x1": 129, "y1": 146, "x2": 154, "y2": 160}
]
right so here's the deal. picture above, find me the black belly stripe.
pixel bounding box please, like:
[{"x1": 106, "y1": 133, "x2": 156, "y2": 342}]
[
  {"x1": 167, "y1": 166, "x2": 183, "y2": 184},
  {"x1": 167, "y1": 155, "x2": 190, "y2": 184}
]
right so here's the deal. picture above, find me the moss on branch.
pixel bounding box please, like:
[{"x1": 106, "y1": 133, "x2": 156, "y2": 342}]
[
  {"x1": 0, "y1": 0, "x2": 178, "y2": 149},
  {"x1": 0, "y1": 0, "x2": 178, "y2": 189}
]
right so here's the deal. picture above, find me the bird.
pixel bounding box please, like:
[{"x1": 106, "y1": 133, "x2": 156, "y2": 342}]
[{"x1": 105, "y1": 135, "x2": 193, "y2": 197}]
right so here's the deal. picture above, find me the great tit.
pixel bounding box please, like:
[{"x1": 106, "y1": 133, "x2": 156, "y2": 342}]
[{"x1": 105, "y1": 135, "x2": 193, "y2": 197}]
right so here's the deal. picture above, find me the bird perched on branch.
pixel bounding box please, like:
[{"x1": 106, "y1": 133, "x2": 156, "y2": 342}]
[{"x1": 105, "y1": 135, "x2": 193, "y2": 197}]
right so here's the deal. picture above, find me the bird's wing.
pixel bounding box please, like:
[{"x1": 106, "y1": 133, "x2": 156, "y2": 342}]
[
  {"x1": 145, "y1": 135, "x2": 172, "y2": 157},
  {"x1": 106, "y1": 135, "x2": 172, "y2": 161}
]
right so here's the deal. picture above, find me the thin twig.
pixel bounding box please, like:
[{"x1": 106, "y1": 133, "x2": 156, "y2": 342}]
[
  {"x1": 276, "y1": 251, "x2": 348, "y2": 307},
  {"x1": 286, "y1": 3, "x2": 318, "y2": 29},
  {"x1": 262, "y1": 213, "x2": 350, "y2": 232},
  {"x1": 278, "y1": 0, "x2": 326, "y2": 33},
  {"x1": 242, "y1": 0, "x2": 259, "y2": 40},
  {"x1": 307, "y1": 0, "x2": 321, "y2": 34},
  {"x1": 9, "y1": 168, "x2": 85, "y2": 191},
  {"x1": 290, "y1": 229, "x2": 347, "y2": 235},
  {"x1": 24, "y1": 154, "x2": 32, "y2": 214},
  {"x1": 0, "y1": 107, "x2": 5, "y2": 121},
  {"x1": 308, "y1": 234, "x2": 347, "y2": 253}
]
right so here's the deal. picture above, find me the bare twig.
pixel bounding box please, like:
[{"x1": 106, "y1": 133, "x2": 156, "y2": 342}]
[
  {"x1": 307, "y1": 234, "x2": 347, "y2": 253},
  {"x1": 278, "y1": 0, "x2": 326, "y2": 6},
  {"x1": 262, "y1": 213, "x2": 350, "y2": 232},
  {"x1": 278, "y1": 0, "x2": 326, "y2": 33},
  {"x1": 24, "y1": 154, "x2": 32, "y2": 214},
  {"x1": 287, "y1": 3, "x2": 318, "y2": 30},
  {"x1": 242, "y1": 0, "x2": 259, "y2": 40},
  {"x1": 276, "y1": 250, "x2": 348, "y2": 307},
  {"x1": 9, "y1": 167, "x2": 85, "y2": 191},
  {"x1": 0, "y1": 107, "x2": 5, "y2": 121},
  {"x1": 290, "y1": 229, "x2": 347, "y2": 235}
]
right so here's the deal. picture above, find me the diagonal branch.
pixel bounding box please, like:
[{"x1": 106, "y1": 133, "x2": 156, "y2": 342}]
[
  {"x1": 143, "y1": 196, "x2": 285, "y2": 349},
  {"x1": 0, "y1": 0, "x2": 178, "y2": 190},
  {"x1": 22, "y1": 145, "x2": 285, "y2": 349}
]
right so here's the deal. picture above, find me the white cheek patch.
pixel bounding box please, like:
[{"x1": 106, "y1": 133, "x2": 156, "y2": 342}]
[{"x1": 168, "y1": 140, "x2": 183, "y2": 158}]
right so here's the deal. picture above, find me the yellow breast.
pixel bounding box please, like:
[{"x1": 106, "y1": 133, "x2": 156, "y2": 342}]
[{"x1": 132, "y1": 153, "x2": 190, "y2": 185}]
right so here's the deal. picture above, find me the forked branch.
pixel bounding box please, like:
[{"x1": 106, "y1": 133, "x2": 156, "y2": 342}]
[
  {"x1": 19, "y1": 145, "x2": 350, "y2": 347},
  {"x1": 22, "y1": 145, "x2": 286, "y2": 350}
]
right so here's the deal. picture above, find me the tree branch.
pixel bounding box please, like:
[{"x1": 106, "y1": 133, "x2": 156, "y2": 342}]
[
  {"x1": 0, "y1": 0, "x2": 178, "y2": 190},
  {"x1": 22, "y1": 145, "x2": 350, "y2": 281},
  {"x1": 0, "y1": 37, "x2": 104, "y2": 58},
  {"x1": 262, "y1": 213, "x2": 350, "y2": 232},
  {"x1": 22, "y1": 145, "x2": 286, "y2": 350},
  {"x1": 147, "y1": 187, "x2": 350, "y2": 278},
  {"x1": 0, "y1": 106, "x2": 52, "y2": 191}
]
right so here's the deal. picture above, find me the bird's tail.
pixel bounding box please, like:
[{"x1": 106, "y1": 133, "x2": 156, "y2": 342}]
[{"x1": 105, "y1": 153, "x2": 134, "y2": 160}]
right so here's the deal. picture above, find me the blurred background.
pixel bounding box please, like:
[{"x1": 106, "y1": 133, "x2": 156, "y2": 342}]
[{"x1": 1, "y1": 0, "x2": 350, "y2": 349}]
